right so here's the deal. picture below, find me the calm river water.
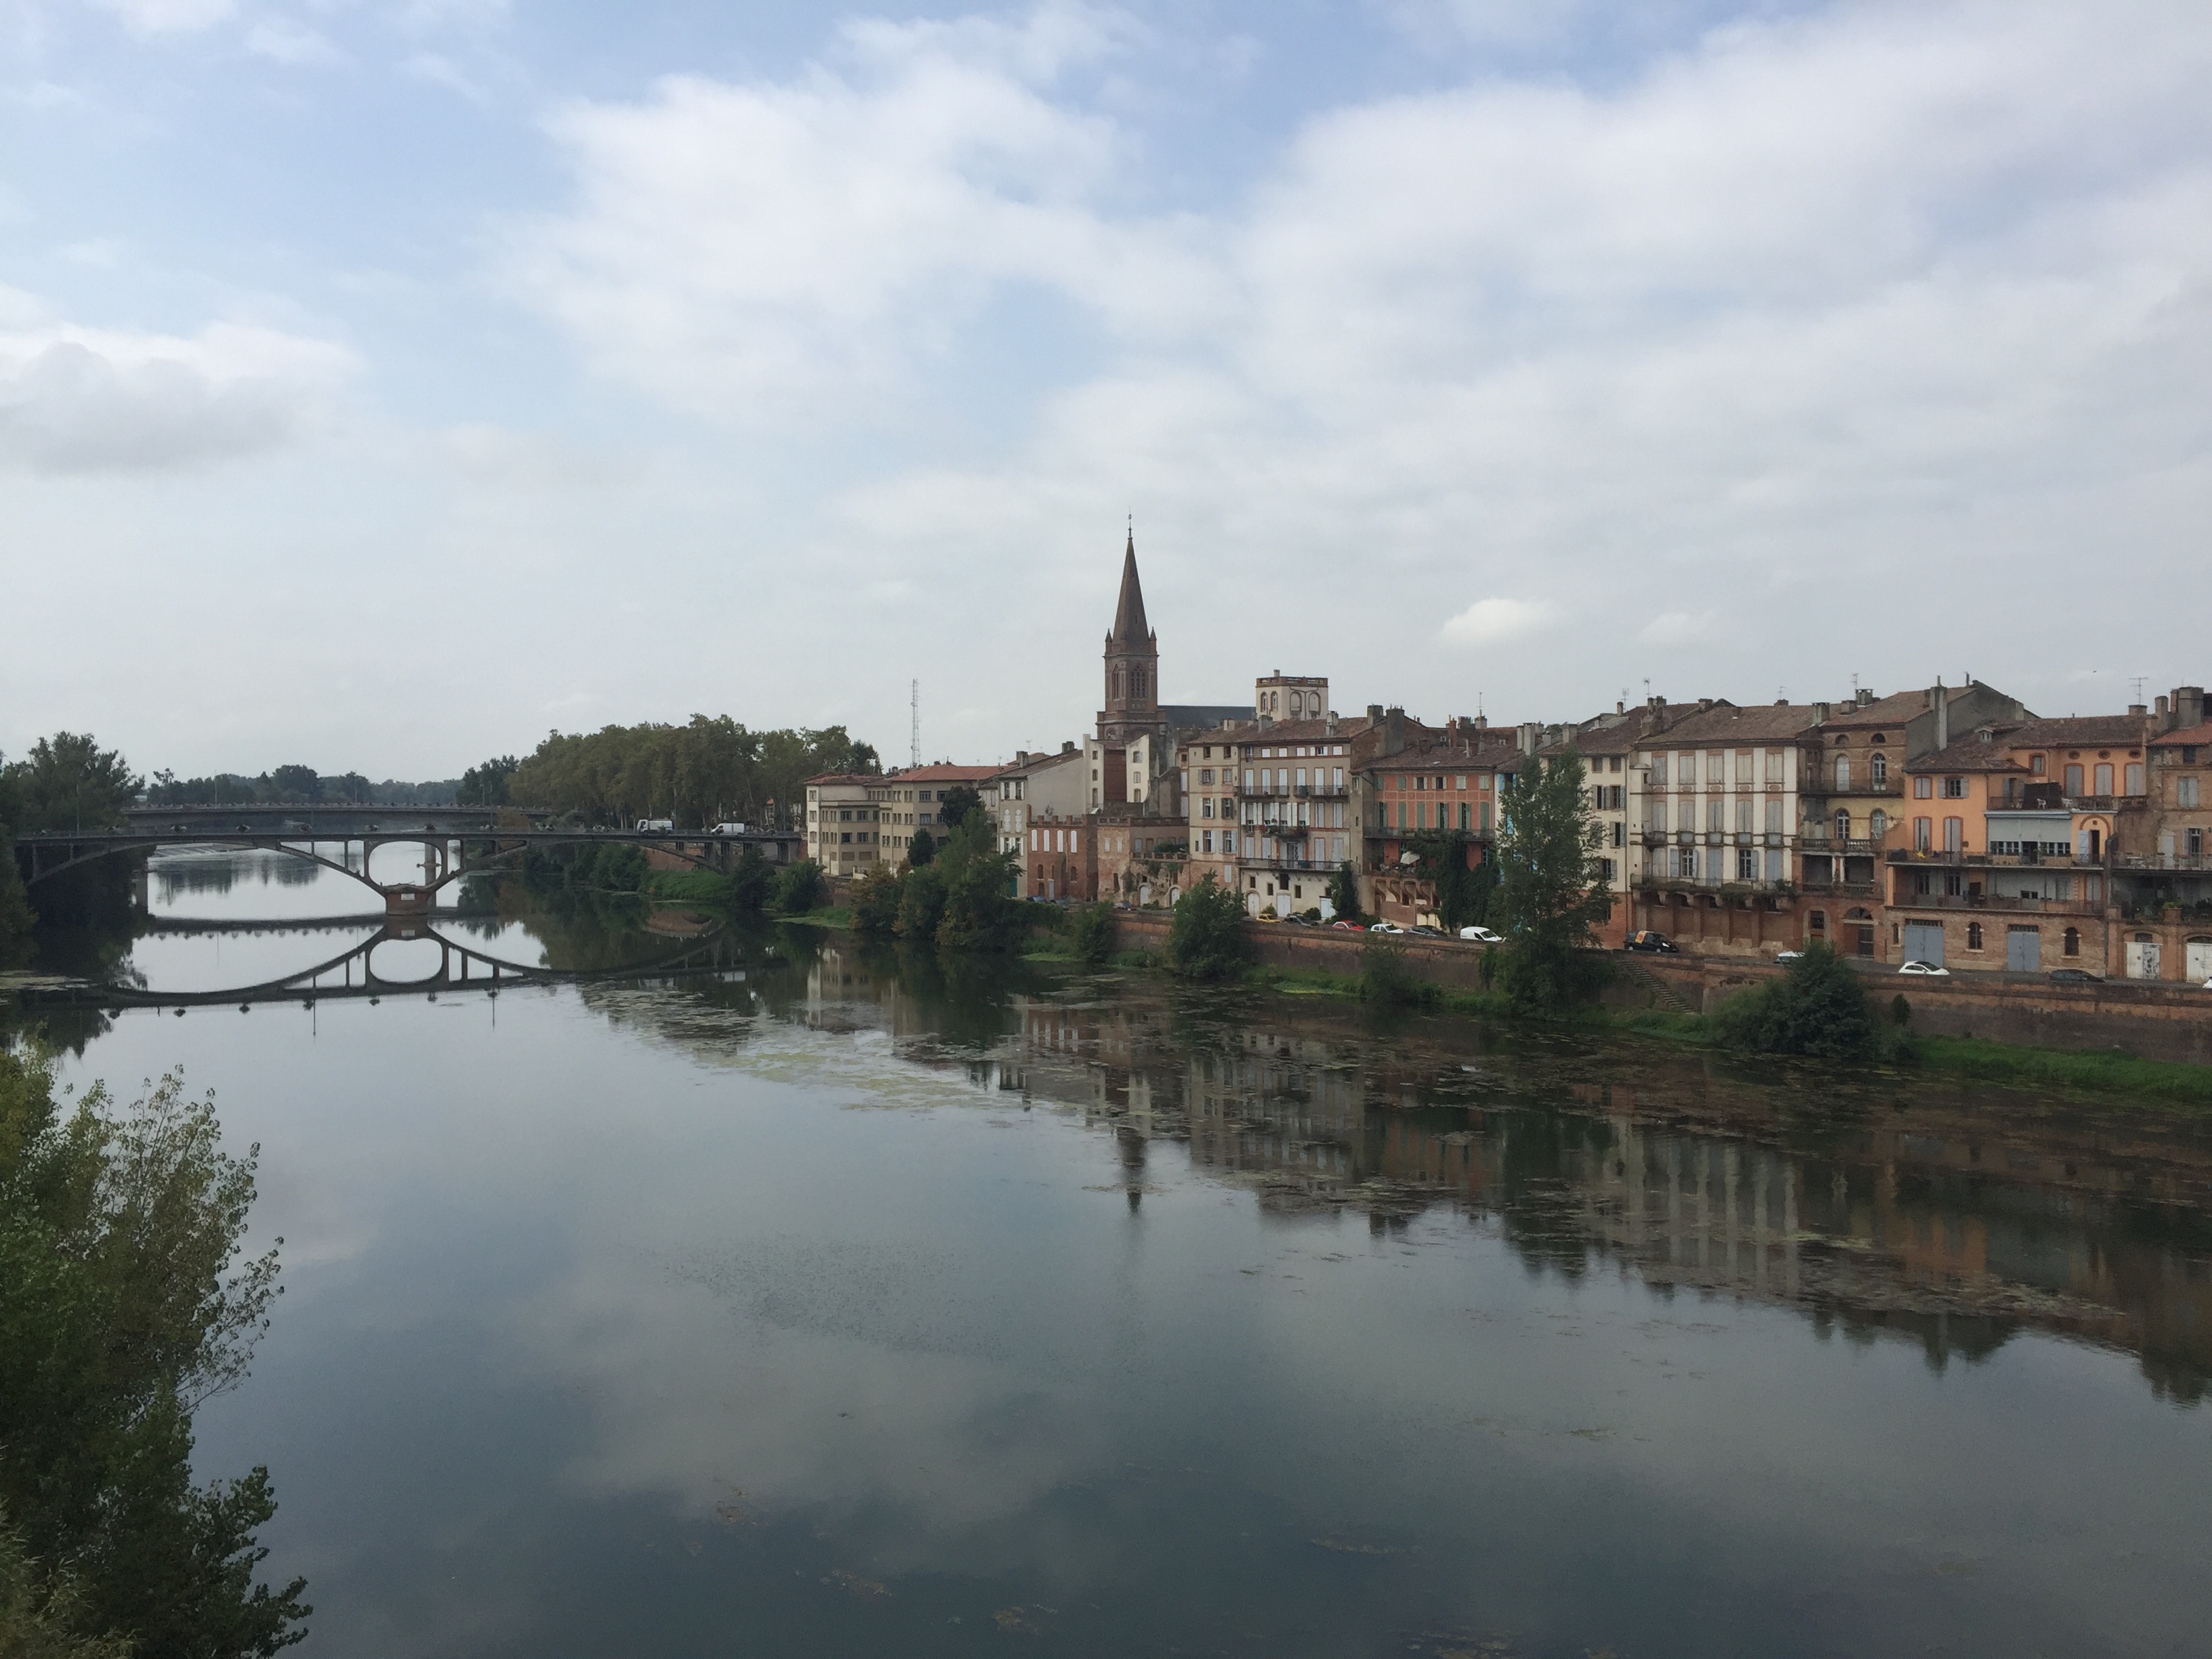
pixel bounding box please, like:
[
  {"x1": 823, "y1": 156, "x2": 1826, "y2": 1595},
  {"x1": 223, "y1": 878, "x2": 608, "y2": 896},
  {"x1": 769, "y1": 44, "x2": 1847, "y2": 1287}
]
[{"x1": 20, "y1": 848, "x2": 2212, "y2": 1658}]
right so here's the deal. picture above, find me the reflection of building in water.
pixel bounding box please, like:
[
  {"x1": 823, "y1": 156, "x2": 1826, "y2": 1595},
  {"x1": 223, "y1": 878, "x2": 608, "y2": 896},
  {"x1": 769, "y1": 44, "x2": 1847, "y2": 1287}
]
[{"x1": 988, "y1": 996, "x2": 2212, "y2": 1402}]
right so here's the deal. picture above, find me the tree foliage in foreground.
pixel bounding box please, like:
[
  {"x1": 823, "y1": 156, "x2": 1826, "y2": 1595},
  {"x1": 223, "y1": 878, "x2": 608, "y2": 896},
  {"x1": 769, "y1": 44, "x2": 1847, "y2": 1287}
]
[
  {"x1": 0, "y1": 1048, "x2": 307, "y2": 1657},
  {"x1": 1167, "y1": 874, "x2": 1253, "y2": 980},
  {"x1": 1068, "y1": 903, "x2": 1115, "y2": 965},
  {"x1": 1711, "y1": 943, "x2": 1894, "y2": 1060},
  {"x1": 506, "y1": 718, "x2": 879, "y2": 830},
  {"x1": 1494, "y1": 751, "x2": 1613, "y2": 1012}
]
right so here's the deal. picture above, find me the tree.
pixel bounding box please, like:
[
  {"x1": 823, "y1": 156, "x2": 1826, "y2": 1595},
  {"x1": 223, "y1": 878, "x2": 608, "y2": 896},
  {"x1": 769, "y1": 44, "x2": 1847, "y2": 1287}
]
[
  {"x1": 1494, "y1": 750, "x2": 1612, "y2": 1012},
  {"x1": 1166, "y1": 874, "x2": 1252, "y2": 979},
  {"x1": 906, "y1": 827, "x2": 937, "y2": 867},
  {"x1": 895, "y1": 865, "x2": 948, "y2": 940},
  {"x1": 1711, "y1": 943, "x2": 1879, "y2": 1059},
  {"x1": 456, "y1": 757, "x2": 517, "y2": 808},
  {"x1": 935, "y1": 785, "x2": 983, "y2": 830},
  {"x1": 265, "y1": 766, "x2": 320, "y2": 802},
  {"x1": 851, "y1": 865, "x2": 904, "y2": 935},
  {"x1": 0, "y1": 1050, "x2": 308, "y2": 1656},
  {"x1": 1, "y1": 735, "x2": 142, "y2": 834},
  {"x1": 930, "y1": 810, "x2": 1022, "y2": 951},
  {"x1": 773, "y1": 859, "x2": 823, "y2": 916},
  {"x1": 726, "y1": 847, "x2": 774, "y2": 913},
  {"x1": 1068, "y1": 903, "x2": 1115, "y2": 965},
  {"x1": 1326, "y1": 861, "x2": 1361, "y2": 923}
]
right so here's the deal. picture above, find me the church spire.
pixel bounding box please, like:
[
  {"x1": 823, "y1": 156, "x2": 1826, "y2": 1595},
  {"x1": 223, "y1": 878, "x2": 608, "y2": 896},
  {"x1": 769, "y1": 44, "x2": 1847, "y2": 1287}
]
[{"x1": 1109, "y1": 529, "x2": 1151, "y2": 644}]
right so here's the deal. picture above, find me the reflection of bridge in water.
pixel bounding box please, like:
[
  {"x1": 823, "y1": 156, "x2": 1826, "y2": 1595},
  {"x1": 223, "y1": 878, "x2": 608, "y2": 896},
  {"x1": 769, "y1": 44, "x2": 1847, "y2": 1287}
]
[
  {"x1": 16, "y1": 824, "x2": 801, "y2": 918},
  {"x1": 17, "y1": 918, "x2": 752, "y2": 1012}
]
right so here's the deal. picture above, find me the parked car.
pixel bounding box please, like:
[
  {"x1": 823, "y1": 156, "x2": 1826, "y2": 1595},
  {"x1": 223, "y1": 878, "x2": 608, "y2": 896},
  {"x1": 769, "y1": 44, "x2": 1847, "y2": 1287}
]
[
  {"x1": 1408, "y1": 924, "x2": 1446, "y2": 939},
  {"x1": 1774, "y1": 949, "x2": 1806, "y2": 964},
  {"x1": 1368, "y1": 921, "x2": 1406, "y2": 935},
  {"x1": 1623, "y1": 930, "x2": 1679, "y2": 954},
  {"x1": 1330, "y1": 920, "x2": 1365, "y2": 931},
  {"x1": 1458, "y1": 925, "x2": 1504, "y2": 943},
  {"x1": 2049, "y1": 967, "x2": 2104, "y2": 984},
  {"x1": 1284, "y1": 915, "x2": 1318, "y2": 926},
  {"x1": 1898, "y1": 960, "x2": 1950, "y2": 977}
]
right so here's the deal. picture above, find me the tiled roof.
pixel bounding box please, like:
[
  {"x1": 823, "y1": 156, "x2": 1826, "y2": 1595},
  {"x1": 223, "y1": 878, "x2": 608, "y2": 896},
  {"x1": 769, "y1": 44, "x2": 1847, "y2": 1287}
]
[
  {"x1": 802, "y1": 772, "x2": 885, "y2": 787},
  {"x1": 1210, "y1": 716, "x2": 1370, "y2": 747},
  {"x1": 1645, "y1": 701, "x2": 1822, "y2": 744},
  {"x1": 1906, "y1": 735, "x2": 2029, "y2": 773},
  {"x1": 2149, "y1": 722, "x2": 2212, "y2": 749},
  {"x1": 887, "y1": 762, "x2": 1003, "y2": 782},
  {"x1": 2004, "y1": 716, "x2": 2150, "y2": 750}
]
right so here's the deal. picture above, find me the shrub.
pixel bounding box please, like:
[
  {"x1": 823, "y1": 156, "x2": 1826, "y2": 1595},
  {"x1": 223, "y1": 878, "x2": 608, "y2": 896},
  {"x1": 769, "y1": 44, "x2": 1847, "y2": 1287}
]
[
  {"x1": 1711, "y1": 943, "x2": 1877, "y2": 1059},
  {"x1": 1069, "y1": 903, "x2": 1115, "y2": 965},
  {"x1": 851, "y1": 866, "x2": 904, "y2": 935},
  {"x1": 906, "y1": 827, "x2": 936, "y2": 868},
  {"x1": 1359, "y1": 936, "x2": 1440, "y2": 1008},
  {"x1": 773, "y1": 859, "x2": 823, "y2": 915},
  {"x1": 1166, "y1": 874, "x2": 1253, "y2": 979},
  {"x1": 726, "y1": 847, "x2": 774, "y2": 912},
  {"x1": 895, "y1": 865, "x2": 947, "y2": 941}
]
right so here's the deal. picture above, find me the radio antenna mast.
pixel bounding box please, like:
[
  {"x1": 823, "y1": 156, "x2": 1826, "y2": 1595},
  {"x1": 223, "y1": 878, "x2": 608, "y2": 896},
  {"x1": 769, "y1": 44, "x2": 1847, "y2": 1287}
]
[{"x1": 910, "y1": 680, "x2": 920, "y2": 770}]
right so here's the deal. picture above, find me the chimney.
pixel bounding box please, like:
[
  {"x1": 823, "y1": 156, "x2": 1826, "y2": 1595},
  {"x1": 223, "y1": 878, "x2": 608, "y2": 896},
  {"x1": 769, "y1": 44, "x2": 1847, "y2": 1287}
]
[
  {"x1": 1647, "y1": 693, "x2": 1665, "y2": 711},
  {"x1": 1934, "y1": 678, "x2": 1948, "y2": 751},
  {"x1": 1325, "y1": 713, "x2": 1339, "y2": 737},
  {"x1": 1697, "y1": 697, "x2": 1714, "y2": 712},
  {"x1": 1367, "y1": 703, "x2": 1384, "y2": 724},
  {"x1": 1256, "y1": 714, "x2": 1272, "y2": 731},
  {"x1": 1858, "y1": 687, "x2": 1875, "y2": 708},
  {"x1": 1475, "y1": 714, "x2": 1488, "y2": 729},
  {"x1": 2129, "y1": 703, "x2": 2148, "y2": 717},
  {"x1": 1383, "y1": 707, "x2": 1407, "y2": 756},
  {"x1": 1814, "y1": 701, "x2": 1831, "y2": 722},
  {"x1": 1616, "y1": 699, "x2": 1626, "y2": 715},
  {"x1": 2180, "y1": 686, "x2": 2206, "y2": 729},
  {"x1": 2156, "y1": 694, "x2": 2171, "y2": 726},
  {"x1": 1061, "y1": 740, "x2": 1076, "y2": 754},
  {"x1": 1517, "y1": 722, "x2": 1540, "y2": 756}
]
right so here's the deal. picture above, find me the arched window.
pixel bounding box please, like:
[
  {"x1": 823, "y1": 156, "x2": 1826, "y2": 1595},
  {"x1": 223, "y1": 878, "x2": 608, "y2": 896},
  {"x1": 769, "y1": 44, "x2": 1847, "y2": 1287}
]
[
  {"x1": 1835, "y1": 754, "x2": 1851, "y2": 791},
  {"x1": 1112, "y1": 667, "x2": 1124, "y2": 701},
  {"x1": 2063, "y1": 927, "x2": 2081, "y2": 957},
  {"x1": 1835, "y1": 810, "x2": 1851, "y2": 842},
  {"x1": 1870, "y1": 810, "x2": 1887, "y2": 840},
  {"x1": 1808, "y1": 910, "x2": 1826, "y2": 934},
  {"x1": 1967, "y1": 922, "x2": 1983, "y2": 951},
  {"x1": 1870, "y1": 753, "x2": 1887, "y2": 786}
]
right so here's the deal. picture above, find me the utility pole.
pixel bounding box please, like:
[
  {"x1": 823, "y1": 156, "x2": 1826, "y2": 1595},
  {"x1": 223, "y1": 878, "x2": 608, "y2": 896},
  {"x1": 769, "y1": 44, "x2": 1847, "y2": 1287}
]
[{"x1": 911, "y1": 680, "x2": 920, "y2": 770}]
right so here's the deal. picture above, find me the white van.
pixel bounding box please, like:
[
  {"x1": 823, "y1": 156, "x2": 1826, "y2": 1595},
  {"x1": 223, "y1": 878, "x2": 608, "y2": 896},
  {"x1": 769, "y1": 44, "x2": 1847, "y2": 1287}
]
[
  {"x1": 711, "y1": 821, "x2": 748, "y2": 835},
  {"x1": 636, "y1": 817, "x2": 674, "y2": 832}
]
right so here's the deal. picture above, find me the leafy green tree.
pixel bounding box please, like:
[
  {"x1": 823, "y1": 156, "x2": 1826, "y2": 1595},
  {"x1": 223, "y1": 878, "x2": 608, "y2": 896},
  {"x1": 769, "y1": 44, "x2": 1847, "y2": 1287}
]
[
  {"x1": 1711, "y1": 943, "x2": 1880, "y2": 1059},
  {"x1": 773, "y1": 859, "x2": 824, "y2": 916},
  {"x1": 1402, "y1": 830, "x2": 1497, "y2": 929},
  {"x1": 265, "y1": 766, "x2": 320, "y2": 802},
  {"x1": 1359, "y1": 935, "x2": 1440, "y2": 1008},
  {"x1": 1326, "y1": 861, "x2": 1361, "y2": 923},
  {"x1": 928, "y1": 810, "x2": 1023, "y2": 951},
  {"x1": 0, "y1": 832, "x2": 35, "y2": 966},
  {"x1": 906, "y1": 827, "x2": 937, "y2": 867},
  {"x1": 1068, "y1": 903, "x2": 1115, "y2": 965},
  {"x1": 934, "y1": 785, "x2": 983, "y2": 830},
  {"x1": 506, "y1": 720, "x2": 880, "y2": 830},
  {"x1": 851, "y1": 865, "x2": 905, "y2": 935},
  {"x1": 1167, "y1": 874, "x2": 1253, "y2": 979},
  {"x1": 456, "y1": 757, "x2": 517, "y2": 808},
  {"x1": 895, "y1": 865, "x2": 948, "y2": 940},
  {"x1": 1494, "y1": 750, "x2": 1612, "y2": 1012},
  {"x1": 1, "y1": 735, "x2": 141, "y2": 834},
  {"x1": 726, "y1": 847, "x2": 774, "y2": 913},
  {"x1": 0, "y1": 1050, "x2": 308, "y2": 1656}
]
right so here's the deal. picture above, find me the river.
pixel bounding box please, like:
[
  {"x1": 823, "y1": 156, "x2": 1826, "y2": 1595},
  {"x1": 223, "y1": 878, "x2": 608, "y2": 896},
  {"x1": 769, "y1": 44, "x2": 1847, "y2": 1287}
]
[{"x1": 17, "y1": 847, "x2": 2212, "y2": 1658}]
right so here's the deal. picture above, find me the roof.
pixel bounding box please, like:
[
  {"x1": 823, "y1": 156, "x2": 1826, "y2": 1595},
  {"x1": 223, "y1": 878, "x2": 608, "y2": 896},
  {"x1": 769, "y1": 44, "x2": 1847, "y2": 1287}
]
[
  {"x1": 1815, "y1": 685, "x2": 1980, "y2": 730},
  {"x1": 802, "y1": 772, "x2": 882, "y2": 787},
  {"x1": 1645, "y1": 701, "x2": 1822, "y2": 745},
  {"x1": 1547, "y1": 704, "x2": 1676, "y2": 756},
  {"x1": 886, "y1": 762, "x2": 1002, "y2": 784},
  {"x1": 2151, "y1": 722, "x2": 2212, "y2": 749},
  {"x1": 1906, "y1": 734, "x2": 2029, "y2": 774},
  {"x1": 1366, "y1": 730, "x2": 1522, "y2": 771},
  {"x1": 1160, "y1": 703, "x2": 1252, "y2": 732},
  {"x1": 1212, "y1": 716, "x2": 1370, "y2": 748},
  {"x1": 2003, "y1": 716, "x2": 2150, "y2": 752},
  {"x1": 1109, "y1": 532, "x2": 1151, "y2": 644}
]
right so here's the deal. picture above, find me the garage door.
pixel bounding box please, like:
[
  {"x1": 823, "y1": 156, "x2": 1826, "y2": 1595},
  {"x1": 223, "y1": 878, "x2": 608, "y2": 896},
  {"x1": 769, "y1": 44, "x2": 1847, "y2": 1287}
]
[
  {"x1": 2187, "y1": 938, "x2": 2212, "y2": 981},
  {"x1": 2006, "y1": 925, "x2": 2041, "y2": 972},
  {"x1": 2125, "y1": 937, "x2": 2161, "y2": 979},
  {"x1": 1902, "y1": 921, "x2": 1944, "y2": 968}
]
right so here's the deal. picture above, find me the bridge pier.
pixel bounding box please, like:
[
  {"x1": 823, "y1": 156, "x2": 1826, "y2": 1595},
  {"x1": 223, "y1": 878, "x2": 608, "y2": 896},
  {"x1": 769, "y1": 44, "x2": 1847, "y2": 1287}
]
[{"x1": 385, "y1": 886, "x2": 433, "y2": 919}]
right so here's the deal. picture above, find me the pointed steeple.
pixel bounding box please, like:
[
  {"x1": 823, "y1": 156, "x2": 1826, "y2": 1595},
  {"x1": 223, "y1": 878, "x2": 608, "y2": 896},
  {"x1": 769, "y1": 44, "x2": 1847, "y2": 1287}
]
[{"x1": 1109, "y1": 529, "x2": 1151, "y2": 644}]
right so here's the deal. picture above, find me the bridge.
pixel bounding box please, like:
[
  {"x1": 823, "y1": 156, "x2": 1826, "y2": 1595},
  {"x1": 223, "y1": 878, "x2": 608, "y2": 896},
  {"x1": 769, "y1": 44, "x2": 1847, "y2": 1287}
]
[
  {"x1": 12, "y1": 916, "x2": 758, "y2": 1012},
  {"x1": 14, "y1": 824, "x2": 806, "y2": 918}
]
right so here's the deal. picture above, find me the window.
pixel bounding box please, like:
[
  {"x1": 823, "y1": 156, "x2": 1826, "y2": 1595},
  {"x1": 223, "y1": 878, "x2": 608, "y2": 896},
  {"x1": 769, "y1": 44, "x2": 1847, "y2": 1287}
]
[
  {"x1": 1200, "y1": 768, "x2": 1213, "y2": 785},
  {"x1": 1480, "y1": 802, "x2": 1493, "y2": 832},
  {"x1": 1941, "y1": 777, "x2": 1966, "y2": 798},
  {"x1": 1834, "y1": 755, "x2": 1851, "y2": 792},
  {"x1": 2187, "y1": 827, "x2": 2204, "y2": 857},
  {"x1": 1708, "y1": 798, "x2": 1725, "y2": 832},
  {"x1": 2063, "y1": 927, "x2": 2080, "y2": 957},
  {"x1": 1765, "y1": 799, "x2": 1782, "y2": 834},
  {"x1": 1332, "y1": 769, "x2": 1345, "y2": 790},
  {"x1": 1870, "y1": 810, "x2": 1887, "y2": 840},
  {"x1": 2125, "y1": 762, "x2": 2145, "y2": 796},
  {"x1": 2180, "y1": 777, "x2": 2201, "y2": 808},
  {"x1": 1652, "y1": 754, "x2": 1668, "y2": 785},
  {"x1": 1735, "y1": 798, "x2": 1753, "y2": 834},
  {"x1": 1967, "y1": 923, "x2": 1983, "y2": 951},
  {"x1": 1834, "y1": 810, "x2": 1850, "y2": 840},
  {"x1": 1652, "y1": 801, "x2": 1669, "y2": 834},
  {"x1": 1765, "y1": 750, "x2": 1784, "y2": 783},
  {"x1": 1202, "y1": 798, "x2": 1214, "y2": 818},
  {"x1": 1914, "y1": 775, "x2": 1933, "y2": 799},
  {"x1": 1870, "y1": 753, "x2": 1887, "y2": 786},
  {"x1": 2094, "y1": 762, "x2": 2114, "y2": 795},
  {"x1": 2065, "y1": 764, "x2": 2084, "y2": 795},
  {"x1": 1737, "y1": 846, "x2": 1756, "y2": 880},
  {"x1": 1456, "y1": 775, "x2": 1468, "y2": 790},
  {"x1": 1611, "y1": 819, "x2": 1624, "y2": 846},
  {"x1": 1944, "y1": 817, "x2": 1963, "y2": 853}
]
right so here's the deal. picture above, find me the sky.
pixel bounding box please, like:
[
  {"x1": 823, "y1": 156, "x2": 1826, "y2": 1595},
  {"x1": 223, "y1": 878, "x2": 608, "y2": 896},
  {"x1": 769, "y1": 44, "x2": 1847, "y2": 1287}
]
[{"x1": 3, "y1": 0, "x2": 2209, "y2": 779}]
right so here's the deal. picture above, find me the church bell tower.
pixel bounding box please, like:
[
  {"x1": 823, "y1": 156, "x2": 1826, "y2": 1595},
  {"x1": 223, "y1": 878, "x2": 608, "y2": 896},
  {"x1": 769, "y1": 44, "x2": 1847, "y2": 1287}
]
[{"x1": 1098, "y1": 530, "x2": 1160, "y2": 745}]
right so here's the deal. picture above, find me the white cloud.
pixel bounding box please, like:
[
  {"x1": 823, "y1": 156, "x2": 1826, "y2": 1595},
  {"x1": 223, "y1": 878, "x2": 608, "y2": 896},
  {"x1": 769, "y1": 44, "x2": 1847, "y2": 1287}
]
[
  {"x1": 245, "y1": 18, "x2": 341, "y2": 65},
  {"x1": 1641, "y1": 609, "x2": 1719, "y2": 645},
  {"x1": 84, "y1": 0, "x2": 236, "y2": 35},
  {"x1": 1439, "y1": 596, "x2": 1555, "y2": 646},
  {"x1": 0, "y1": 318, "x2": 355, "y2": 474}
]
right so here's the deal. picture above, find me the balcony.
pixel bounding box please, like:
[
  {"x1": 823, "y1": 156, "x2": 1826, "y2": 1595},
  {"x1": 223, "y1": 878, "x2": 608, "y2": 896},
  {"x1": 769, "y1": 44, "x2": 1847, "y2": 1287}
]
[
  {"x1": 1239, "y1": 780, "x2": 1348, "y2": 799},
  {"x1": 1889, "y1": 892, "x2": 2100, "y2": 917},
  {"x1": 1887, "y1": 848, "x2": 2108, "y2": 869},
  {"x1": 2114, "y1": 851, "x2": 2212, "y2": 871},
  {"x1": 1794, "y1": 880, "x2": 1879, "y2": 899}
]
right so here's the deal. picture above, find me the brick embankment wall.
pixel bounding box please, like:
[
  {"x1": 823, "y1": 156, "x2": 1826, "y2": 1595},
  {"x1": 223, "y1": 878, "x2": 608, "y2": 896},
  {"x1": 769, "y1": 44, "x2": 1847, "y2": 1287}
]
[{"x1": 1109, "y1": 912, "x2": 2212, "y2": 1064}]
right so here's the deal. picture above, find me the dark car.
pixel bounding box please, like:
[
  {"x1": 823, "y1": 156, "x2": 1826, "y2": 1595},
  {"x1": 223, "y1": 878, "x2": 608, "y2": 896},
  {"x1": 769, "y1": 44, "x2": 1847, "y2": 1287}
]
[
  {"x1": 2049, "y1": 967, "x2": 2104, "y2": 984},
  {"x1": 1408, "y1": 924, "x2": 1446, "y2": 938},
  {"x1": 1624, "y1": 930, "x2": 1680, "y2": 954}
]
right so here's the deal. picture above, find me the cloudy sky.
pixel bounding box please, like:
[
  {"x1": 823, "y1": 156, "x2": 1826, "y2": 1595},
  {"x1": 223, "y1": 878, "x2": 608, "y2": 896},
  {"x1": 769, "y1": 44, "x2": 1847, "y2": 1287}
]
[{"x1": 3, "y1": 0, "x2": 2208, "y2": 779}]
